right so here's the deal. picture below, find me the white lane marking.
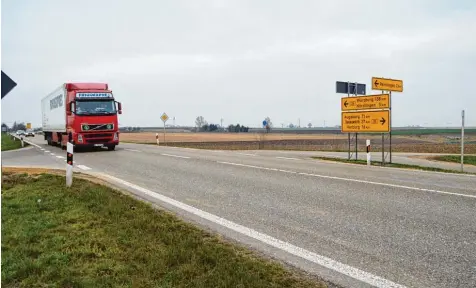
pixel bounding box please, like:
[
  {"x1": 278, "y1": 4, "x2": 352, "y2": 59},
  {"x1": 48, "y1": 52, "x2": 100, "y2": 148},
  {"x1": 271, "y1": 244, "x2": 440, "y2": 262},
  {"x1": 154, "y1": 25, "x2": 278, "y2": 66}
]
[
  {"x1": 45, "y1": 150, "x2": 50, "y2": 153},
  {"x1": 50, "y1": 153, "x2": 55, "y2": 156},
  {"x1": 237, "y1": 153, "x2": 257, "y2": 157},
  {"x1": 125, "y1": 149, "x2": 141, "y2": 152},
  {"x1": 56, "y1": 156, "x2": 65, "y2": 159},
  {"x1": 276, "y1": 156, "x2": 301, "y2": 161},
  {"x1": 77, "y1": 165, "x2": 91, "y2": 171},
  {"x1": 161, "y1": 153, "x2": 191, "y2": 159},
  {"x1": 217, "y1": 161, "x2": 476, "y2": 199},
  {"x1": 100, "y1": 173, "x2": 405, "y2": 288}
]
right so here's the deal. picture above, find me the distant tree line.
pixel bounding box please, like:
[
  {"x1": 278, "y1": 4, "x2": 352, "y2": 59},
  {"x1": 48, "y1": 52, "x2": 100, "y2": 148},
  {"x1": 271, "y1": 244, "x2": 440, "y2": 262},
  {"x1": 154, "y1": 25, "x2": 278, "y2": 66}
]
[
  {"x1": 227, "y1": 124, "x2": 250, "y2": 133},
  {"x1": 2, "y1": 122, "x2": 26, "y2": 132}
]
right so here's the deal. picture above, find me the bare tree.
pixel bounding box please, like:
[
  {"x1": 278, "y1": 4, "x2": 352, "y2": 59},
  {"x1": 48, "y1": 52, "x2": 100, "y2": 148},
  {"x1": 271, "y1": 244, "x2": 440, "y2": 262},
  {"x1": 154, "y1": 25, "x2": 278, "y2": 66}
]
[{"x1": 195, "y1": 116, "x2": 207, "y2": 129}]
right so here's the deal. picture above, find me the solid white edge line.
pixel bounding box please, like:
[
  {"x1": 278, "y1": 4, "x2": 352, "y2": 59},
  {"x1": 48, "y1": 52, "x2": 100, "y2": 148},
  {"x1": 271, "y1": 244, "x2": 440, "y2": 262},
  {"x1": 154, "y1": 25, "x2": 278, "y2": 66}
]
[
  {"x1": 100, "y1": 173, "x2": 406, "y2": 288},
  {"x1": 276, "y1": 156, "x2": 301, "y2": 161},
  {"x1": 217, "y1": 161, "x2": 476, "y2": 199},
  {"x1": 56, "y1": 156, "x2": 65, "y2": 159},
  {"x1": 161, "y1": 153, "x2": 191, "y2": 159}
]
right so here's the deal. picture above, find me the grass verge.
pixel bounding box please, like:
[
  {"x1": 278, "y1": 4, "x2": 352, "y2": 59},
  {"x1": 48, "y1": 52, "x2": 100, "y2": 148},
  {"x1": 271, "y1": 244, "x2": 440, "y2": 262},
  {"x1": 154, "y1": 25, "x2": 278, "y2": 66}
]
[
  {"x1": 430, "y1": 155, "x2": 476, "y2": 166},
  {"x1": 1, "y1": 171, "x2": 326, "y2": 288},
  {"x1": 1, "y1": 133, "x2": 26, "y2": 151},
  {"x1": 311, "y1": 156, "x2": 473, "y2": 174}
]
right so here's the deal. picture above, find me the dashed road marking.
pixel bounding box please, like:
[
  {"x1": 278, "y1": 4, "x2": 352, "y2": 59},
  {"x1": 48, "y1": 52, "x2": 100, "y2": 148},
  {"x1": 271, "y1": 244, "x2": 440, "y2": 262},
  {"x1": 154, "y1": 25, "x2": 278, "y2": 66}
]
[
  {"x1": 161, "y1": 153, "x2": 191, "y2": 159},
  {"x1": 237, "y1": 153, "x2": 257, "y2": 157},
  {"x1": 125, "y1": 149, "x2": 141, "y2": 152},
  {"x1": 276, "y1": 156, "x2": 301, "y2": 161},
  {"x1": 77, "y1": 165, "x2": 92, "y2": 171},
  {"x1": 217, "y1": 161, "x2": 476, "y2": 199},
  {"x1": 56, "y1": 156, "x2": 65, "y2": 159}
]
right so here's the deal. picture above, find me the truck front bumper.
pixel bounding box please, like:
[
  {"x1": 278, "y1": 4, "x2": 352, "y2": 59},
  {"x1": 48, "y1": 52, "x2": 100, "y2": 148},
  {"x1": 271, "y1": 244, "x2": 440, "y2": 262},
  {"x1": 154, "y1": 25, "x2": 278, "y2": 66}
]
[{"x1": 74, "y1": 132, "x2": 119, "y2": 147}]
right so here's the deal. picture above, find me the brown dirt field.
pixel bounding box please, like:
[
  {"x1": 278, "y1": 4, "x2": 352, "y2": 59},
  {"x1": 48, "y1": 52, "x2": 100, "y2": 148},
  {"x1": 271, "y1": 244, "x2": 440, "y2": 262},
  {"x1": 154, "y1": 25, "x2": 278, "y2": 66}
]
[
  {"x1": 121, "y1": 132, "x2": 350, "y2": 143},
  {"x1": 120, "y1": 132, "x2": 476, "y2": 154}
]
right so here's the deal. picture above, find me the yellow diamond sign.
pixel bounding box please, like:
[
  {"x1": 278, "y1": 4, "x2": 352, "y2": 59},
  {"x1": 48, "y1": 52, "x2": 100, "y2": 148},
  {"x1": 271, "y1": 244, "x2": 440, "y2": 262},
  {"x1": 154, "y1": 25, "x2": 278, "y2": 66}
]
[{"x1": 160, "y1": 113, "x2": 169, "y2": 123}]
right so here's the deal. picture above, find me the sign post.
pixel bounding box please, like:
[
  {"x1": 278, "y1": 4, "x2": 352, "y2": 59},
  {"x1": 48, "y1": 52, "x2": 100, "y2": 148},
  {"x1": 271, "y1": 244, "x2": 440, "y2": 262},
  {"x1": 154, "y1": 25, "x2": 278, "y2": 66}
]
[
  {"x1": 461, "y1": 110, "x2": 465, "y2": 172},
  {"x1": 371, "y1": 76, "x2": 403, "y2": 164},
  {"x1": 160, "y1": 112, "x2": 169, "y2": 144},
  {"x1": 366, "y1": 139, "x2": 371, "y2": 166}
]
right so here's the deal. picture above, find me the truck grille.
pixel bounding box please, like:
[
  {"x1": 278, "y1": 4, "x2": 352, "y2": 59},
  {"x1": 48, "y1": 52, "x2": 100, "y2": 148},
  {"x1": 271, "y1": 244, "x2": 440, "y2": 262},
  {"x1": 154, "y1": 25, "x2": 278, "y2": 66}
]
[{"x1": 82, "y1": 123, "x2": 114, "y2": 131}]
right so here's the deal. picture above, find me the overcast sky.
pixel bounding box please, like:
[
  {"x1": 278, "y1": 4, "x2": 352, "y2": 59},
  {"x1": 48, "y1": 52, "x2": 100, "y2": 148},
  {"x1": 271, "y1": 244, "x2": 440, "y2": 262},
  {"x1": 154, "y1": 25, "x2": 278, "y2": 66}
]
[{"x1": 2, "y1": 0, "x2": 475, "y2": 128}]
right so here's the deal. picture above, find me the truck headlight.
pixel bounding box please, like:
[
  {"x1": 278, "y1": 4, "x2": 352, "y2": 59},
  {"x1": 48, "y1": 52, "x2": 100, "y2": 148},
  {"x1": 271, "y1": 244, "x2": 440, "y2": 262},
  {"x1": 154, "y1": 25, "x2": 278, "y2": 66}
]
[
  {"x1": 78, "y1": 134, "x2": 83, "y2": 143},
  {"x1": 113, "y1": 133, "x2": 118, "y2": 141}
]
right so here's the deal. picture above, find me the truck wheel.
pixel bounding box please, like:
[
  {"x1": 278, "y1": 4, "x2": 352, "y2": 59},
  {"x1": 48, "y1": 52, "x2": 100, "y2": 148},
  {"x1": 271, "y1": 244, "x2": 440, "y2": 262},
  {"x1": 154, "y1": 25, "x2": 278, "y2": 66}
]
[{"x1": 107, "y1": 145, "x2": 116, "y2": 151}]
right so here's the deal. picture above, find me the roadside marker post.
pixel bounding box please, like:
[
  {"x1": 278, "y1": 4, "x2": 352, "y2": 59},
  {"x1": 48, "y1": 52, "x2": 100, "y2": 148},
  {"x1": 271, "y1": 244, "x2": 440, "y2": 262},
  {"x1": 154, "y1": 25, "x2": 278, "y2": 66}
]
[
  {"x1": 20, "y1": 136, "x2": 24, "y2": 147},
  {"x1": 366, "y1": 140, "x2": 371, "y2": 166},
  {"x1": 66, "y1": 132, "x2": 73, "y2": 187},
  {"x1": 156, "y1": 133, "x2": 160, "y2": 145}
]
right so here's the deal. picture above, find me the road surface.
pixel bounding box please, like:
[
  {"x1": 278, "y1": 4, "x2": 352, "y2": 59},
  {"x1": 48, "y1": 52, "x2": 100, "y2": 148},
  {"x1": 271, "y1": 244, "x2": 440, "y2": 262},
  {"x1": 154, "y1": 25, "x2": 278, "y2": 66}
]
[{"x1": 2, "y1": 136, "x2": 476, "y2": 288}]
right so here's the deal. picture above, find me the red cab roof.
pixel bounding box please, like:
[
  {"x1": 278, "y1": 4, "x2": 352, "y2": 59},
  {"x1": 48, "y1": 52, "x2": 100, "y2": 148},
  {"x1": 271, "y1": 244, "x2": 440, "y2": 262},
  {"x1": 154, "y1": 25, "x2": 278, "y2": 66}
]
[{"x1": 65, "y1": 83, "x2": 108, "y2": 91}]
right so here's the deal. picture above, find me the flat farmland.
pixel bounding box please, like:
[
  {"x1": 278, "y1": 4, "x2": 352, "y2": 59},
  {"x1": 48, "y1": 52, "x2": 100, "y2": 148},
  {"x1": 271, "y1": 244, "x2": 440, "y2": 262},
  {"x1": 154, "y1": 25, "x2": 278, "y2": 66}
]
[{"x1": 121, "y1": 132, "x2": 476, "y2": 154}]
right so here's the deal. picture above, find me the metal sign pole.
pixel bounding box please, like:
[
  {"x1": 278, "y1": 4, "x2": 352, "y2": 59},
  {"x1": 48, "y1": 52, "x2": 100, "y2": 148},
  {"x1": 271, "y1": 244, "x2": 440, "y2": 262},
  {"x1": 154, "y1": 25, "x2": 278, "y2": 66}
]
[
  {"x1": 163, "y1": 122, "x2": 166, "y2": 145},
  {"x1": 347, "y1": 81, "x2": 351, "y2": 160},
  {"x1": 354, "y1": 82, "x2": 358, "y2": 161},
  {"x1": 461, "y1": 110, "x2": 465, "y2": 172},
  {"x1": 389, "y1": 91, "x2": 392, "y2": 163}
]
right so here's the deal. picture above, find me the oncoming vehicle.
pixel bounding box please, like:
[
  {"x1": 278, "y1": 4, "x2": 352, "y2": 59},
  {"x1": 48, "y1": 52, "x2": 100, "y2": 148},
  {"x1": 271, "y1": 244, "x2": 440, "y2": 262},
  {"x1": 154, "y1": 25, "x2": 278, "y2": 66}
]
[
  {"x1": 25, "y1": 129, "x2": 35, "y2": 137},
  {"x1": 16, "y1": 130, "x2": 25, "y2": 136},
  {"x1": 41, "y1": 83, "x2": 122, "y2": 151}
]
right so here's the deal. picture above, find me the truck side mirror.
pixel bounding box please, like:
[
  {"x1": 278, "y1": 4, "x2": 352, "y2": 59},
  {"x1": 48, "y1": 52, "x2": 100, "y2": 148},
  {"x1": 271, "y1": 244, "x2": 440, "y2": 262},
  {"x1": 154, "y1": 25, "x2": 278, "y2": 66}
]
[
  {"x1": 67, "y1": 102, "x2": 75, "y2": 115},
  {"x1": 117, "y1": 102, "x2": 122, "y2": 114}
]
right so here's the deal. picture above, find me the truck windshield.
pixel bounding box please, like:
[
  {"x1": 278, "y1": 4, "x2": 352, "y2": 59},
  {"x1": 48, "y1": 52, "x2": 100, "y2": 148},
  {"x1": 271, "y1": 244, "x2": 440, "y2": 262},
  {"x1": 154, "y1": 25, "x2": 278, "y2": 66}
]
[{"x1": 76, "y1": 100, "x2": 116, "y2": 115}]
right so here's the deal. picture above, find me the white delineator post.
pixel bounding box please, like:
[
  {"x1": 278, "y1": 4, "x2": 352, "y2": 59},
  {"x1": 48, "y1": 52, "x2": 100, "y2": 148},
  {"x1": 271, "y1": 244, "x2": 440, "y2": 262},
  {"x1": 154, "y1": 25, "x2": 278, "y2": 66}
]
[
  {"x1": 366, "y1": 139, "x2": 371, "y2": 166},
  {"x1": 66, "y1": 133, "x2": 74, "y2": 187},
  {"x1": 156, "y1": 133, "x2": 160, "y2": 145},
  {"x1": 21, "y1": 136, "x2": 24, "y2": 147}
]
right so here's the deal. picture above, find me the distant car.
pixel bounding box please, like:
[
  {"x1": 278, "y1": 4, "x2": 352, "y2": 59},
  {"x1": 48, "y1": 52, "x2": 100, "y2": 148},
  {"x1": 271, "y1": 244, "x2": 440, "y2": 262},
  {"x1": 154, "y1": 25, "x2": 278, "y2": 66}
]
[
  {"x1": 25, "y1": 129, "x2": 35, "y2": 137},
  {"x1": 16, "y1": 130, "x2": 25, "y2": 136}
]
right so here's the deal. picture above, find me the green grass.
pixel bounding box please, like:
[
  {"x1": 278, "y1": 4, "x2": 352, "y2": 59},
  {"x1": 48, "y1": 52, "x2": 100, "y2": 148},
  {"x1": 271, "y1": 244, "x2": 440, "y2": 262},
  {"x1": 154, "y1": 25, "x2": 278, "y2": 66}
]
[
  {"x1": 1, "y1": 172, "x2": 326, "y2": 288},
  {"x1": 430, "y1": 155, "x2": 476, "y2": 165},
  {"x1": 311, "y1": 156, "x2": 472, "y2": 174},
  {"x1": 1, "y1": 133, "x2": 26, "y2": 151}
]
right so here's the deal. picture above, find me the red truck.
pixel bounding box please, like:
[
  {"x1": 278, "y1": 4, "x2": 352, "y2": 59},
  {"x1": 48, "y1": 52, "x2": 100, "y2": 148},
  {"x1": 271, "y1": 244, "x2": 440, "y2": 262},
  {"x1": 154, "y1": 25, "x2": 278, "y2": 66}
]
[{"x1": 41, "y1": 83, "x2": 122, "y2": 151}]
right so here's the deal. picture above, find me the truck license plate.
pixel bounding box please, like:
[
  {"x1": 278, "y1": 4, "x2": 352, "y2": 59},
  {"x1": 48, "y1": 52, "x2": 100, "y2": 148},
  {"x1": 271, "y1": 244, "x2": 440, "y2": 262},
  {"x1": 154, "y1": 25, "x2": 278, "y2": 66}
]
[{"x1": 94, "y1": 144, "x2": 103, "y2": 147}]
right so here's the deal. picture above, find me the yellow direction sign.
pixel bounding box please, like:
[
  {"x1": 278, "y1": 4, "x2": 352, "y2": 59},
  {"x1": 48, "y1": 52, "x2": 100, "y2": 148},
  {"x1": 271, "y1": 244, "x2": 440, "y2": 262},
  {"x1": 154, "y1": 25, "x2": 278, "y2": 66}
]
[
  {"x1": 26, "y1": 123, "x2": 32, "y2": 129},
  {"x1": 372, "y1": 77, "x2": 403, "y2": 92},
  {"x1": 160, "y1": 113, "x2": 169, "y2": 123},
  {"x1": 342, "y1": 110, "x2": 390, "y2": 133},
  {"x1": 341, "y1": 94, "x2": 390, "y2": 111}
]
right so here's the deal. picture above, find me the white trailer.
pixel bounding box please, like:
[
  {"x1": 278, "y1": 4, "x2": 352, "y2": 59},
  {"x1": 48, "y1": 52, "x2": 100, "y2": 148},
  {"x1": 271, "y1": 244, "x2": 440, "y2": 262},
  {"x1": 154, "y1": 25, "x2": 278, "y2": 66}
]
[{"x1": 41, "y1": 84, "x2": 67, "y2": 133}]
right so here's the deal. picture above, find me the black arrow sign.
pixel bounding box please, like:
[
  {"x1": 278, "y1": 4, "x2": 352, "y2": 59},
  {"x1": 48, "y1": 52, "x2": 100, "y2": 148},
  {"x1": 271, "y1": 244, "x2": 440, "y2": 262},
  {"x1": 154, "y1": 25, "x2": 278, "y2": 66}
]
[
  {"x1": 380, "y1": 117, "x2": 386, "y2": 125},
  {"x1": 1, "y1": 71, "x2": 17, "y2": 99},
  {"x1": 344, "y1": 100, "x2": 348, "y2": 107},
  {"x1": 374, "y1": 79, "x2": 379, "y2": 87}
]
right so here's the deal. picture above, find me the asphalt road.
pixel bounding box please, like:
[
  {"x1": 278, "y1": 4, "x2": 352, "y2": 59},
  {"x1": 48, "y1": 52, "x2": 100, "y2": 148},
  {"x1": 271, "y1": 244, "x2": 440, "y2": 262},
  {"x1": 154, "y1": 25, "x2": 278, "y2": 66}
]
[{"x1": 3, "y1": 136, "x2": 476, "y2": 288}]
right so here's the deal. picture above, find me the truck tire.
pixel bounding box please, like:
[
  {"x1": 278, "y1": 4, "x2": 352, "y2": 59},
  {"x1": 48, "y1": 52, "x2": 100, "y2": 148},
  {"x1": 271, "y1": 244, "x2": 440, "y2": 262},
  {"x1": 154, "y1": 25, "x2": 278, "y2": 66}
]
[{"x1": 107, "y1": 145, "x2": 116, "y2": 151}]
